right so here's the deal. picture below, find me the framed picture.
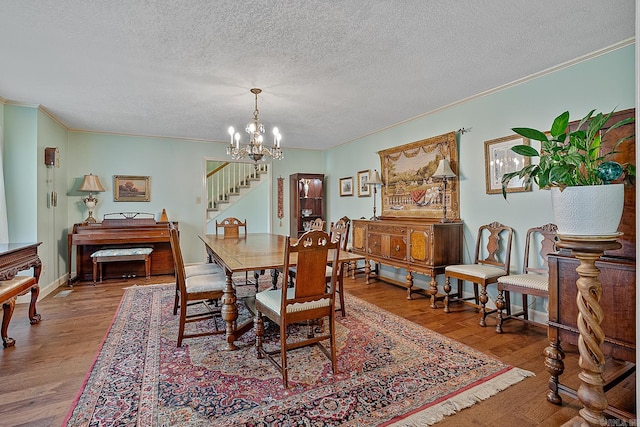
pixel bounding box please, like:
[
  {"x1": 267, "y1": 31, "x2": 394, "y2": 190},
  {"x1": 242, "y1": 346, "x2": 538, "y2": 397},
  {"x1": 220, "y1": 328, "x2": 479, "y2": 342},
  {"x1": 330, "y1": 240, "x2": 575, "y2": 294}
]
[
  {"x1": 378, "y1": 131, "x2": 459, "y2": 219},
  {"x1": 357, "y1": 170, "x2": 371, "y2": 197},
  {"x1": 114, "y1": 175, "x2": 151, "y2": 202},
  {"x1": 484, "y1": 135, "x2": 531, "y2": 195},
  {"x1": 339, "y1": 176, "x2": 353, "y2": 197}
]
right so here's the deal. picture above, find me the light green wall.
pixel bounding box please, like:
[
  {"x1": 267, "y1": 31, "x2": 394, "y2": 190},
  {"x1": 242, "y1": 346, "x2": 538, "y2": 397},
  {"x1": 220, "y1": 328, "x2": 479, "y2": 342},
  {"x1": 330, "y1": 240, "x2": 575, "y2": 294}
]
[
  {"x1": 1, "y1": 43, "x2": 635, "y2": 311},
  {"x1": 4, "y1": 105, "x2": 38, "y2": 242},
  {"x1": 323, "y1": 44, "x2": 635, "y2": 314},
  {"x1": 66, "y1": 133, "x2": 324, "y2": 263},
  {"x1": 36, "y1": 110, "x2": 68, "y2": 286},
  {"x1": 3, "y1": 105, "x2": 68, "y2": 289}
]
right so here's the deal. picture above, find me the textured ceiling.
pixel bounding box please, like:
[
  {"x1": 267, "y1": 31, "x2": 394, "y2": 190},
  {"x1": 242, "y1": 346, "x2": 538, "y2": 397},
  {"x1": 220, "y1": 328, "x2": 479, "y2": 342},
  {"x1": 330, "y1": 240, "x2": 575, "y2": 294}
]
[{"x1": 0, "y1": 1, "x2": 635, "y2": 151}]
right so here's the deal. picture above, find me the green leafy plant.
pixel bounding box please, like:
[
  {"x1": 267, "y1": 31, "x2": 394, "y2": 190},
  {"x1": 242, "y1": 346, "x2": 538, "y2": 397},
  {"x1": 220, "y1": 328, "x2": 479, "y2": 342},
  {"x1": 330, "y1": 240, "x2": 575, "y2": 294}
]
[{"x1": 501, "y1": 109, "x2": 634, "y2": 199}]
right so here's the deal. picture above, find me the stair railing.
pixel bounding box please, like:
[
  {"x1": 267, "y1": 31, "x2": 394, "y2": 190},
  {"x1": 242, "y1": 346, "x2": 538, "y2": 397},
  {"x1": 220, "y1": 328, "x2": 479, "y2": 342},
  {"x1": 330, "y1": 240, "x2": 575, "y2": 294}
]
[{"x1": 206, "y1": 162, "x2": 268, "y2": 210}]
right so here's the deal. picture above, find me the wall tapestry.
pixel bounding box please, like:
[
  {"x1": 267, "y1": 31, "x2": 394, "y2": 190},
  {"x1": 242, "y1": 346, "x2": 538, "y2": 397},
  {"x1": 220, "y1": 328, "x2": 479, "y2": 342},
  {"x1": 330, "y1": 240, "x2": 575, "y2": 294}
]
[{"x1": 377, "y1": 131, "x2": 459, "y2": 219}]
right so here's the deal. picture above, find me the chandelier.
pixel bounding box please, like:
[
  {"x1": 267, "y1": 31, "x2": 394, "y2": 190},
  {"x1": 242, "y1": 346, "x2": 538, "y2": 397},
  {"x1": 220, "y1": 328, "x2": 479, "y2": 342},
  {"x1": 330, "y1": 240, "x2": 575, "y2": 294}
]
[{"x1": 227, "y1": 88, "x2": 283, "y2": 165}]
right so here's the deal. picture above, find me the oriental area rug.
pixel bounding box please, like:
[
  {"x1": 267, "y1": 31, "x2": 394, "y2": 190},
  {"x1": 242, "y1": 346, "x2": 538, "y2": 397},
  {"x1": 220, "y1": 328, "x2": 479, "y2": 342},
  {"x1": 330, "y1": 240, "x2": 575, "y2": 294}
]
[{"x1": 64, "y1": 283, "x2": 533, "y2": 426}]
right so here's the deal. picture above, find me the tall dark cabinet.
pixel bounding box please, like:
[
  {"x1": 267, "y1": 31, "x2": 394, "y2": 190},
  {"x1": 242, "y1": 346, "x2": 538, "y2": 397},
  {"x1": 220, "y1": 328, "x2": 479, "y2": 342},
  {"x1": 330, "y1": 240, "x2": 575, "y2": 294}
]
[{"x1": 290, "y1": 173, "x2": 325, "y2": 237}]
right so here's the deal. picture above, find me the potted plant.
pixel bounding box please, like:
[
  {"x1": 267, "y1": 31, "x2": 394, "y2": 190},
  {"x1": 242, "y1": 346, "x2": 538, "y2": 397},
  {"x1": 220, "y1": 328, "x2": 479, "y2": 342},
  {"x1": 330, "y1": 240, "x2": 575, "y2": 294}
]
[{"x1": 501, "y1": 109, "x2": 634, "y2": 236}]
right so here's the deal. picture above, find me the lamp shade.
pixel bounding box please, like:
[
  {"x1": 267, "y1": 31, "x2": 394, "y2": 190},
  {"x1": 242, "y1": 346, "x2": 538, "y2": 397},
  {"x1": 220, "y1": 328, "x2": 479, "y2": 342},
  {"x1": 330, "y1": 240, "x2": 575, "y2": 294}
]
[
  {"x1": 433, "y1": 159, "x2": 456, "y2": 178},
  {"x1": 78, "y1": 174, "x2": 105, "y2": 193},
  {"x1": 368, "y1": 169, "x2": 384, "y2": 186}
]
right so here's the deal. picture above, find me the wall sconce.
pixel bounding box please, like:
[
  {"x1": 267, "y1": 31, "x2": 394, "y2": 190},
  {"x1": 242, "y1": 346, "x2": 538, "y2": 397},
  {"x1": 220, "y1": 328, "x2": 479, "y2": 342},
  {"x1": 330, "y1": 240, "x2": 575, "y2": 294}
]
[
  {"x1": 367, "y1": 169, "x2": 384, "y2": 220},
  {"x1": 432, "y1": 159, "x2": 456, "y2": 223},
  {"x1": 78, "y1": 174, "x2": 105, "y2": 223}
]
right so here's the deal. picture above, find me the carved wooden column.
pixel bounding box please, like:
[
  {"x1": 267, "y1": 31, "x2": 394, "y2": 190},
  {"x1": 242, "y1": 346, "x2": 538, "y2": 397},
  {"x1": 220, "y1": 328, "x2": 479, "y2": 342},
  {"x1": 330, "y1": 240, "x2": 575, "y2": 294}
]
[{"x1": 555, "y1": 234, "x2": 621, "y2": 427}]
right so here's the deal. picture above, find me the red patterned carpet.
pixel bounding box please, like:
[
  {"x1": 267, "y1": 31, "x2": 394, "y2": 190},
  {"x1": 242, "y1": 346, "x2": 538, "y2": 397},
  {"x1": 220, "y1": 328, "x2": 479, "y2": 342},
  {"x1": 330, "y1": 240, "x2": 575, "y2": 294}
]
[{"x1": 64, "y1": 283, "x2": 533, "y2": 426}]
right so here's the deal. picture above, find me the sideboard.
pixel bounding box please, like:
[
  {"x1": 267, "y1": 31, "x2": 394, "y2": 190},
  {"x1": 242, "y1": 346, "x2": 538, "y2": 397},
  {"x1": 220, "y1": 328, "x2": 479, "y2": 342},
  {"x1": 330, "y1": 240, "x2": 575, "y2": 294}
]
[{"x1": 351, "y1": 218, "x2": 462, "y2": 304}]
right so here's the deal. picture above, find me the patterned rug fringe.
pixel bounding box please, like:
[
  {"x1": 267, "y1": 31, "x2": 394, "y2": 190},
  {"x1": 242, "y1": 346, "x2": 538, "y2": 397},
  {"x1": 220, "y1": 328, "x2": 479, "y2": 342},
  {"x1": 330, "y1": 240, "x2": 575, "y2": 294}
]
[{"x1": 388, "y1": 367, "x2": 534, "y2": 426}]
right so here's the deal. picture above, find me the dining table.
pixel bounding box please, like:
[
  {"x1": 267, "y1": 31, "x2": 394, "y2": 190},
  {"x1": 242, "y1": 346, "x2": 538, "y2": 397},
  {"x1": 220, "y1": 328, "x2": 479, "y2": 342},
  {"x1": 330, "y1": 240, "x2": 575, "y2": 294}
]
[{"x1": 198, "y1": 233, "x2": 364, "y2": 350}]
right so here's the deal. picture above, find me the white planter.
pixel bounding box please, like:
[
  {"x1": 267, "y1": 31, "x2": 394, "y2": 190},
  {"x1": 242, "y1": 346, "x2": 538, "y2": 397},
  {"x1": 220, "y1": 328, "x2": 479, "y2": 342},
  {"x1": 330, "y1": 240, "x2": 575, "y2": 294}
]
[{"x1": 550, "y1": 184, "x2": 624, "y2": 236}]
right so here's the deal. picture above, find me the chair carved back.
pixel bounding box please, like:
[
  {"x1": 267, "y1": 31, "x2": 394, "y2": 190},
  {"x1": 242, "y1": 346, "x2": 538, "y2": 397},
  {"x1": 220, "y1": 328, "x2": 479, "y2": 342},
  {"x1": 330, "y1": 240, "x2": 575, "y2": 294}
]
[
  {"x1": 215, "y1": 217, "x2": 247, "y2": 238},
  {"x1": 329, "y1": 219, "x2": 350, "y2": 251},
  {"x1": 475, "y1": 221, "x2": 514, "y2": 271},
  {"x1": 284, "y1": 230, "x2": 339, "y2": 303},
  {"x1": 523, "y1": 223, "x2": 558, "y2": 275},
  {"x1": 309, "y1": 218, "x2": 325, "y2": 231}
]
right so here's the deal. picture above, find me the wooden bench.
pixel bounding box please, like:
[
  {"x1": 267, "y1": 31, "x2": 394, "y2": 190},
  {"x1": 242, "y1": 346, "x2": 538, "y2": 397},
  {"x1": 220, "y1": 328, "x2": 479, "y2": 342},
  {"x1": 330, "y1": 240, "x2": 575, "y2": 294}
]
[
  {"x1": 91, "y1": 248, "x2": 154, "y2": 284},
  {"x1": 1, "y1": 276, "x2": 40, "y2": 348}
]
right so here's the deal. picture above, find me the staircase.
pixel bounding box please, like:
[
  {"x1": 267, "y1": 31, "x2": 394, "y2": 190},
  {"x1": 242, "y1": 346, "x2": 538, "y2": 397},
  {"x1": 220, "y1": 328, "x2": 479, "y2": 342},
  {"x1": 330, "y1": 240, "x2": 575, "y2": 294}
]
[{"x1": 206, "y1": 162, "x2": 269, "y2": 221}]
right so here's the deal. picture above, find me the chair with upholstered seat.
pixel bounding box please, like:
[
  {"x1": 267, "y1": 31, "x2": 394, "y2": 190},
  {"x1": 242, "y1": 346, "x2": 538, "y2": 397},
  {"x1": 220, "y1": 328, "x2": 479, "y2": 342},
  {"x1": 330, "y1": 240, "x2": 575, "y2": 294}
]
[
  {"x1": 169, "y1": 224, "x2": 227, "y2": 347},
  {"x1": 443, "y1": 221, "x2": 514, "y2": 327},
  {"x1": 169, "y1": 223, "x2": 224, "y2": 315},
  {"x1": 495, "y1": 223, "x2": 557, "y2": 333},
  {"x1": 288, "y1": 217, "x2": 326, "y2": 286},
  {"x1": 327, "y1": 219, "x2": 350, "y2": 316},
  {"x1": 254, "y1": 229, "x2": 340, "y2": 388}
]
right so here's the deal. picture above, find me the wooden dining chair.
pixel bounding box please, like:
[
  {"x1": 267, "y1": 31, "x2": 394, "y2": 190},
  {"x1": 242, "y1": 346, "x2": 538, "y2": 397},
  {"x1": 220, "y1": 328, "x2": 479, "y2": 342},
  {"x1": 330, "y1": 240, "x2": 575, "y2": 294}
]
[
  {"x1": 169, "y1": 223, "x2": 224, "y2": 315},
  {"x1": 215, "y1": 217, "x2": 257, "y2": 290},
  {"x1": 288, "y1": 217, "x2": 325, "y2": 286},
  {"x1": 495, "y1": 223, "x2": 557, "y2": 333},
  {"x1": 443, "y1": 221, "x2": 514, "y2": 327},
  {"x1": 169, "y1": 224, "x2": 226, "y2": 347},
  {"x1": 254, "y1": 229, "x2": 340, "y2": 388},
  {"x1": 328, "y1": 219, "x2": 350, "y2": 316},
  {"x1": 215, "y1": 217, "x2": 247, "y2": 238}
]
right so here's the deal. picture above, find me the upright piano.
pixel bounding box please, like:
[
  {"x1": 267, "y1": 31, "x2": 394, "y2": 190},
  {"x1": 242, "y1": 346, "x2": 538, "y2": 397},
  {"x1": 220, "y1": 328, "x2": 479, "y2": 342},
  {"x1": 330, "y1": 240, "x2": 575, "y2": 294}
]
[{"x1": 68, "y1": 213, "x2": 176, "y2": 283}]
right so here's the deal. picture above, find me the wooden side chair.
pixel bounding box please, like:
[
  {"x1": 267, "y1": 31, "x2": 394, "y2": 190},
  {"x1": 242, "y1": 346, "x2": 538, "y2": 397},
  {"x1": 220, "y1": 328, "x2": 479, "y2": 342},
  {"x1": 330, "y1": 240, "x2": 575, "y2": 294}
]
[
  {"x1": 169, "y1": 223, "x2": 223, "y2": 315},
  {"x1": 288, "y1": 217, "x2": 325, "y2": 286},
  {"x1": 215, "y1": 217, "x2": 257, "y2": 289},
  {"x1": 495, "y1": 223, "x2": 557, "y2": 333},
  {"x1": 309, "y1": 218, "x2": 325, "y2": 231},
  {"x1": 328, "y1": 219, "x2": 350, "y2": 316},
  {"x1": 169, "y1": 224, "x2": 226, "y2": 347},
  {"x1": 215, "y1": 217, "x2": 247, "y2": 238},
  {"x1": 254, "y1": 229, "x2": 340, "y2": 388},
  {"x1": 443, "y1": 221, "x2": 514, "y2": 327}
]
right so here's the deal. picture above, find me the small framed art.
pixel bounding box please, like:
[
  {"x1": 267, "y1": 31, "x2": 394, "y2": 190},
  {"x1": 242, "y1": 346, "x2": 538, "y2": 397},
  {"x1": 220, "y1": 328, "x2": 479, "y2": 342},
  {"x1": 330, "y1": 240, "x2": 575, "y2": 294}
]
[
  {"x1": 339, "y1": 176, "x2": 353, "y2": 196},
  {"x1": 357, "y1": 170, "x2": 371, "y2": 197},
  {"x1": 484, "y1": 135, "x2": 531, "y2": 195},
  {"x1": 114, "y1": 175, "x2": 151, "y2": 202}
]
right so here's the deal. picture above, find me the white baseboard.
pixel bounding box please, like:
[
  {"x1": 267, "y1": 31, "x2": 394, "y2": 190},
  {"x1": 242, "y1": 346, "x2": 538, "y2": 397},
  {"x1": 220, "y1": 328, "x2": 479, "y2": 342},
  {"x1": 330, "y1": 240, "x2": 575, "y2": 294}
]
[{"x1": 16, "y1": 273, "x2": 69, "y2": 304}]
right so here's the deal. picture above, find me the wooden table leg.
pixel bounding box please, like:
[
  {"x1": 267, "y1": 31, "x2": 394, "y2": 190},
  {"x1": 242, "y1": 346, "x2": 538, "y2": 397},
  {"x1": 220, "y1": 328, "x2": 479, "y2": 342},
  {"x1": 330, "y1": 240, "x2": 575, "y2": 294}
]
[
  {"x1": 2, "y1": 298, "x2": 16, "y2": 348},
  {"x1": 557, "y1": 234, "x2": 621, "y2": 426},
  {"x1": 220, "y1": 270, "x2": 238, "y2": 351}
]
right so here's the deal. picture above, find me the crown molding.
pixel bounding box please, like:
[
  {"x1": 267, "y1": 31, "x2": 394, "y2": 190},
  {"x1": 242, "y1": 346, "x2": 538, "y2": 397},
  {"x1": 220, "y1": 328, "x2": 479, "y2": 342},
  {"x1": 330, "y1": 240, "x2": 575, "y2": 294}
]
[{"x1": 338, "y1": 38, "x2": 636, "y2": 147}]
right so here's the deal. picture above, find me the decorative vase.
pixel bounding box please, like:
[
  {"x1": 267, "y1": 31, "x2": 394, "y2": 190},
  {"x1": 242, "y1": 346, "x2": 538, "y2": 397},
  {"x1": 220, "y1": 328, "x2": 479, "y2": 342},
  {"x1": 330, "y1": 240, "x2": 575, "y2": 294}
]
[
  {"x1": 551, "y1": 184, "x2": 624, "y2": 236},
  {"x1": 303, "y1": 180, "x2": 310, "y2": 198}
]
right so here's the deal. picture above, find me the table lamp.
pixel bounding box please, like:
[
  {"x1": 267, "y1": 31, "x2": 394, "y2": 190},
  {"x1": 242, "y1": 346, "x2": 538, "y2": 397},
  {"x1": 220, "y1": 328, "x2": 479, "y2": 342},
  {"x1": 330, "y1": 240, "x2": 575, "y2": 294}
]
[
  {"x1": 432, "y1": 159, "x2": 456, "y2": 223},
  {"x1": 78, "y1": 174, "x2": 105, "y2": 223}
]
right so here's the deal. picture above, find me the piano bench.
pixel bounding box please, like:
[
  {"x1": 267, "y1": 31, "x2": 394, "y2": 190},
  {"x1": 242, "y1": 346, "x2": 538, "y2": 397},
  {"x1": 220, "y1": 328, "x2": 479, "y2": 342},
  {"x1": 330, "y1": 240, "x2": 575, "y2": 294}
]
[
  {"x1": 91, "y1": 248, "x2": 154, "y2": 284},
  {"x1": 1, "y1": 276, "x2": 40, "y2": 348}
]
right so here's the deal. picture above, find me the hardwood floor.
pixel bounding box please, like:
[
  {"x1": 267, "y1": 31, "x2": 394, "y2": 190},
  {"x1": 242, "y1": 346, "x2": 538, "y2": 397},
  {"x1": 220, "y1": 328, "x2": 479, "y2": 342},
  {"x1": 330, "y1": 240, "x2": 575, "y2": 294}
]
[{"x1": 0, "y1": 274, "x2": 634, "y2": 426}]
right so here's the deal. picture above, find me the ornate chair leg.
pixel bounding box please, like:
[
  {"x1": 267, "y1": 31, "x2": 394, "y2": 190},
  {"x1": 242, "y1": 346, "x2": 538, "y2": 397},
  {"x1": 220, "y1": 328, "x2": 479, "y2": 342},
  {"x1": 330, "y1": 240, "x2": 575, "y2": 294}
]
[
  {"x1": 443, "y1": 276, "x2": 452, "y2": 313},
  {"x1": 495, "y1": 290, "x2": 505, "y2": 333},
  {"x1": 479, "y1": 284, "x2": 488, "y2": 327},
  {"x1": 255, "y1": 312, "x2": 264, "y2": 359},
  {"x1": 28, "y1": 285, "x2": 41, "y2": 324},
  {"x1": 2, "y1": 299, "x2": 16, "y2": 348}
]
